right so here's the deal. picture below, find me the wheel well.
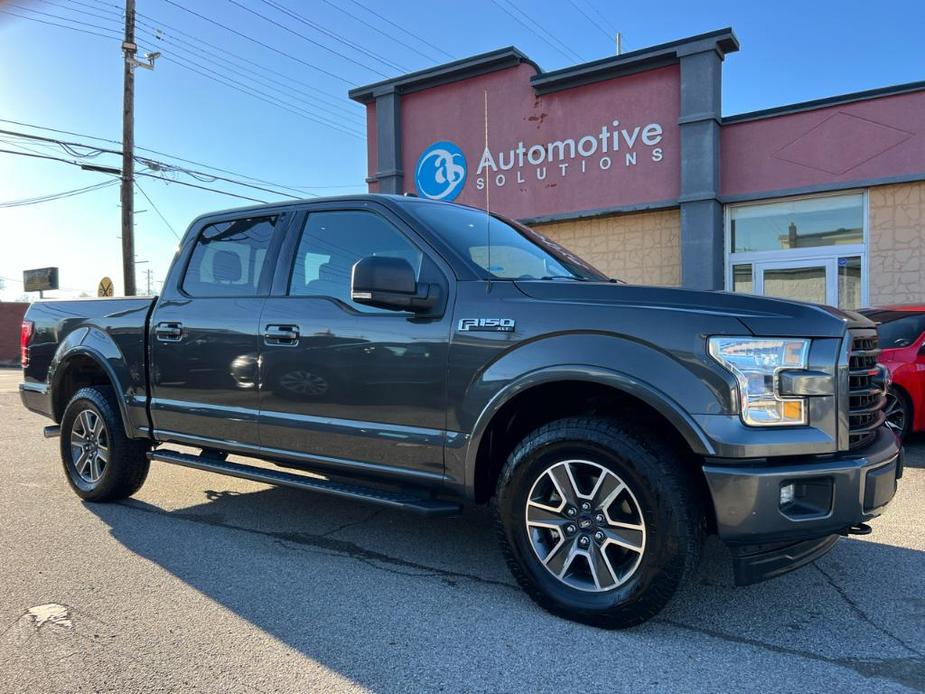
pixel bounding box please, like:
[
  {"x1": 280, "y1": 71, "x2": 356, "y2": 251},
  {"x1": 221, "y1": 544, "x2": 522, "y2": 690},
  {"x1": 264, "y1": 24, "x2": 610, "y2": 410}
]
[
  {"x1": 54, "y1": 354, "x2": 113, "y2": 421},
  {"x1": 472, "y1": 380, "x2": 709, "y2": 509}
]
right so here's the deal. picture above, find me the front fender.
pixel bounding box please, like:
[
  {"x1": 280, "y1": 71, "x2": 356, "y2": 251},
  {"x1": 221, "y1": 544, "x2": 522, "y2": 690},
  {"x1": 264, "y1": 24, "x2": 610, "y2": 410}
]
[
  {"x1": 452, "y1": 333, "x2": 729, "y2": 497},
  {"x1": 49, "y1": 327, "x2": 145, "y2": 438}
]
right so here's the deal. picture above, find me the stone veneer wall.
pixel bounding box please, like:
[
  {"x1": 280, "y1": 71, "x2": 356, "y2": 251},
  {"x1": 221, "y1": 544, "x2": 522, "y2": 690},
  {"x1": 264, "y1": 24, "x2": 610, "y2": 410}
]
[
  {"x1": 869, "y1": 181, "x2": 925, "y2": 305},
  {"x1": 534, "y1": 208, "x2": 682, "y2": 286}
]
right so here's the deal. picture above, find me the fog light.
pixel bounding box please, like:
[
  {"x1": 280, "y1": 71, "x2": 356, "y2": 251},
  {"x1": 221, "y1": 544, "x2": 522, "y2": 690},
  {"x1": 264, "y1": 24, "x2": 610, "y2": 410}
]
[{"x1": 779, "y1": 483, "x2": 795, "y2": 506}]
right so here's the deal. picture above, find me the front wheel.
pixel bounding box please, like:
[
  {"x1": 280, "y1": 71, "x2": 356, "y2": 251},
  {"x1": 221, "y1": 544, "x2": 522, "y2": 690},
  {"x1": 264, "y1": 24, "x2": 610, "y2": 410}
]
[
  {"x1": 60, "y1": 386, "x2": 150, "y2": 502},
  {"x1": 494, "y1": 417, "x2": 704, "y2": 628}
]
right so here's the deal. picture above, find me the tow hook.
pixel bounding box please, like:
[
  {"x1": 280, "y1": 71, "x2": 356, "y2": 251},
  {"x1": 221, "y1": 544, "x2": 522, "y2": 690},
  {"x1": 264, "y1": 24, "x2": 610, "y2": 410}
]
[{"x1": 841, "y1": 523, "x2": 873, "y2": 536}]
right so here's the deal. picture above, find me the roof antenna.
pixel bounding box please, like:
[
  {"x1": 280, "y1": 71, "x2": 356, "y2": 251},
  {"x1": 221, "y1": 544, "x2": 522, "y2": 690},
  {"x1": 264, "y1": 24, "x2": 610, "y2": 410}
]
[{"x1": 483, "y1": 88, "x2": 492, "y2": 281}]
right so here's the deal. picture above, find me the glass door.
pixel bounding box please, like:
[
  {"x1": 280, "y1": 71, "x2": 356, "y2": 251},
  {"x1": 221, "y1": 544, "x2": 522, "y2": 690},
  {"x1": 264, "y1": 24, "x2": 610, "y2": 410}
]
[
  {"x1": 743, "y1": 255, "x2": 863, "y2": 309},
  {"x1": 755, "y1": 258, "x2": 834, "y2": 305}
]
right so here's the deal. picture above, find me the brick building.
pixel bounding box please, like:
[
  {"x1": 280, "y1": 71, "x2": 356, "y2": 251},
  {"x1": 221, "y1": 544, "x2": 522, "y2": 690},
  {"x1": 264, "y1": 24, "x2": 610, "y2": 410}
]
[{"x1": 350, "y1": 28, "x2": 925, "y2": 310}]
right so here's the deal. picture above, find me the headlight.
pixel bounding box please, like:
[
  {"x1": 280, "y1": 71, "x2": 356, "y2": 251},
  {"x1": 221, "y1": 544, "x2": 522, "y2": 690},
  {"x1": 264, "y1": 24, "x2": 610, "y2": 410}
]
[{"x1": 708, "y1": 337, "x2": 810, "y2": 426}]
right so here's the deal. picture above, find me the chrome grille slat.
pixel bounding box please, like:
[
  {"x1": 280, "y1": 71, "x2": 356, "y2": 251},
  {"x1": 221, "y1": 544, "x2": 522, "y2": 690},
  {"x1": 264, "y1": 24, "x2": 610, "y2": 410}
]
[{"x1": 847, "y1": 330, "x2": 885, "y2": 449}]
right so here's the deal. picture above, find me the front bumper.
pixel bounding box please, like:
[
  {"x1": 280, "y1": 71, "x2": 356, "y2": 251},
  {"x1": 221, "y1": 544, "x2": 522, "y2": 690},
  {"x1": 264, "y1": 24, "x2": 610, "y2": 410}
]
[{"x1": 703, "y1": 426, "x2": 902, "y2": 584}]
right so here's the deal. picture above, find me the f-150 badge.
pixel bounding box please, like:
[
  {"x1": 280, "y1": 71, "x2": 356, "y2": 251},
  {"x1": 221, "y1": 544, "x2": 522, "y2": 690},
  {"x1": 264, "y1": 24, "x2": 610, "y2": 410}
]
[{"x1": 457, "y1": 318, "x2": 516, "y2": 332}]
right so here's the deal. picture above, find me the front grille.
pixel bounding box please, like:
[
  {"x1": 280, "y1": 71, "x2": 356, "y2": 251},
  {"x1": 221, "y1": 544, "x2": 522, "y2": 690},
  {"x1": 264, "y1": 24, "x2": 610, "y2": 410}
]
[{"x1": 847, "y1": 331, "x2": 886, "y2": 449}]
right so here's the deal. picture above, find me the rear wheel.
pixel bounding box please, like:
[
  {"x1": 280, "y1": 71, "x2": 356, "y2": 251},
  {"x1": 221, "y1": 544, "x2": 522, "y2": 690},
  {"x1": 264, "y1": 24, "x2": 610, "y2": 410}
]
[
  {"x1": 884, "y1": 386, "x2": 912, "y2": 440},
  {"x1": 60, "y1": 386, "x2": 150, "y2": 501},
  {"x1": 494, "y1": 417, "x2": 703, "y2": 629}
]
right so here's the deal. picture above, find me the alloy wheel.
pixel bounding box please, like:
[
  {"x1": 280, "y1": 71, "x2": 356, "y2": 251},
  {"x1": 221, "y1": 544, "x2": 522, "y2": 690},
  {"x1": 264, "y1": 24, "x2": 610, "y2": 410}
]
[
  {"x1": 69, "y1": 408, "x2": 110, "y2": 484},
  {"x1": 524, "y1": 459, "x2": 646, "y2": 592},
  {"x1": 884, "y1": 390, "x2": 907, "y2": 436}
]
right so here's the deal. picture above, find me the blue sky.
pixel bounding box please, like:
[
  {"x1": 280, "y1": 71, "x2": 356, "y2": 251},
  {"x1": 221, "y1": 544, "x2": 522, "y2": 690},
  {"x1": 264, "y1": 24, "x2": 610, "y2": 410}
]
[{"x1": 1, "y1": 0, "x2": 923, "y2": 299}]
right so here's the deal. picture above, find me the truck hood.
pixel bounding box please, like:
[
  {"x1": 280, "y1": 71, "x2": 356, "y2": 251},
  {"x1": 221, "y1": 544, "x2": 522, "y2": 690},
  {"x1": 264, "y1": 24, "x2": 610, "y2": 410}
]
[{"x1": 513, "y1": 281, "x2": 874, "y2": 338}]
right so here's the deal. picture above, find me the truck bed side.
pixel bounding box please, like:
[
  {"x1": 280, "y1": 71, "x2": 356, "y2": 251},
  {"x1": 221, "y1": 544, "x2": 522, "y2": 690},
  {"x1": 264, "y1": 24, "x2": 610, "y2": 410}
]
[{"x1": 21, "y1": 297, "x2": 157, "y2": 438}]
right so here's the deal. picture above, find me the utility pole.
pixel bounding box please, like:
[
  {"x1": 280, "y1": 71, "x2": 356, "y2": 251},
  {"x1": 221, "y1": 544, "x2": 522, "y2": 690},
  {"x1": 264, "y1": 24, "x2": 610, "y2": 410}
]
[
  {"x1": 120, "y1": 0, "x2": 136, "y2": 296},
  {"x1": 119, "y1": 0, "x2": 159, "y2": 297}
]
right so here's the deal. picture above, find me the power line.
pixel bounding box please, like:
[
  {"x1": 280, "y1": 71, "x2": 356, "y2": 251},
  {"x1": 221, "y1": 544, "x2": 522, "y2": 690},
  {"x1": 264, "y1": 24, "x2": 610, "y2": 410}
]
[
  {"x1": 0, "y1": 127, "x2": 307, "y2": 198},
  {"x1": 256, "y1": 0, "x2": 409, "y2": 73},
  {"x1": 566, "y1": 0, "x2": 614, "y2": 44},
  {"x1": 0, "y1": 116, "x2": 354, "y2": 195},
  {"x1": 62, "y1": 0, "x2": 364, "y2": 122},
  {"x1": 0, "y1": 147, "x2": 267, "y2": 203},
  {"x1": 160, "y1": 0, "x2": 358, "y2": 87},
  {"x1": 345, "y1": 0, "x2": 453, "y2": 61},
  {"x1": 489, "y1": 0, "x2": 583, "y2": 62},
  {"x1": 134, "y1": 181, "x2": 180, "y2": 240},
  {"x1": 318, "y1": 0, "x2": 443, "y2": 64},
  {"x1": 4, "y1": 4, "x2": 364, "y2": 138},
  {"x1": 0, "y1": 180, "x2": 118, "y2": 208}
]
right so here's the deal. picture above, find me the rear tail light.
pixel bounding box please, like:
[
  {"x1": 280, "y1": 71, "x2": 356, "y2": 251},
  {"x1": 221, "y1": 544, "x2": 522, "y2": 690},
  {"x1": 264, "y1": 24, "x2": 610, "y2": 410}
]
[{"x1": 20, "y1": 320, "x2": 34, "y2": 368}]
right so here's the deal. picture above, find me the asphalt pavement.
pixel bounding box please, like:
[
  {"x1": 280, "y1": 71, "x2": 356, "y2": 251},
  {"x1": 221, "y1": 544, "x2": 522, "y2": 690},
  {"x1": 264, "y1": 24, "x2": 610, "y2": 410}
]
[{"x1": 0, "y1": 368, "x2": 922, "y2": 693}]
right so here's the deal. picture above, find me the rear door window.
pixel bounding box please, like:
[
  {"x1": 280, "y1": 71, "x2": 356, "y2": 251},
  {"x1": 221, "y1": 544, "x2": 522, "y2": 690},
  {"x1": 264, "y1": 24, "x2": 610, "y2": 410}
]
[{"x1": 182, "y1": 216, "x2": 280, "y2": 297}]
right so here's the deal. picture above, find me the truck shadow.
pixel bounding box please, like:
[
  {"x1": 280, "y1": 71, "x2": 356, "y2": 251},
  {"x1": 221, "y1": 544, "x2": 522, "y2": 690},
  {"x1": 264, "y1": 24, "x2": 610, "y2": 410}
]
[{"x1": 83, "y1": 469, "x2": 925, "y2": 692}]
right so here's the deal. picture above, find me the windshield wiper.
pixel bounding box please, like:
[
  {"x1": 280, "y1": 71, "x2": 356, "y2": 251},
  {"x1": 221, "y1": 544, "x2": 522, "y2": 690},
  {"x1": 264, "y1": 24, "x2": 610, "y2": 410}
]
[{"x1": 540, "y1": 275, "x2": 588, "y2": 281}]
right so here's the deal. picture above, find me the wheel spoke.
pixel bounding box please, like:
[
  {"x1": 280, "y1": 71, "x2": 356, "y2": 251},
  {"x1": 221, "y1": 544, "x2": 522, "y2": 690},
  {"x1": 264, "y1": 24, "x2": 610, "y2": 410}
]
[
  {"x1": 586, "y1": 545, "x2": 619, "y2": 590},
  {"x1": 547, "y1": 463, "x2": 580, "y2": 506},
  {"x1": 91, "y1": 412, "x2": 103, "y2": 436},
  {"x1": 526, "y1": 503, "x2": 569, "y2": 530},
  {"x1": 79, "y1": 411, "x2": 94, "y2": 438},
  {"x1": 544, "y1": 537, "x2": 577, "y2": 577},
  {"x1": 74, "y1": 449, "x2": 90, "y2": 477},
  {"x1": 89, "y1": 454, "x2": 102, "y2": 481},
  {"x1": 601, "y1": 525, "x2": 645, "y2": 553},
  {"x1": 590, "y1": 471, "x2": 624, "y2": 511},
  {"x1": 96, "y1": 444, "x2": 110, "y2": 463}
]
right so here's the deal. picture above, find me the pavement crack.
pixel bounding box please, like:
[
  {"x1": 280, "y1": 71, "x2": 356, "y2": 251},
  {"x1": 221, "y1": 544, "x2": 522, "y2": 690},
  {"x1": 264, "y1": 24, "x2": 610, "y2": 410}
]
[
  {"x1": 813, "y1": 561, "x2": 924, "y2": 658},
  {"x1": 321, "y1": 508, "x2": 385, "y2": 537},
  {"x1": 119, "y1": 500, "x2": 519, "y2": 592},
  {"x1": 659, "y1": 619, "x2": 925, "y2": 691}
]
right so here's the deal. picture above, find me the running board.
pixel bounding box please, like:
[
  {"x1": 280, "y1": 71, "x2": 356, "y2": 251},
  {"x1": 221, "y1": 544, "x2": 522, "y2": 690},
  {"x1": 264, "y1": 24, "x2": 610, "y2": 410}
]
[{"x1": 147, "y1": 449, "x2": 461, "y2": 516}]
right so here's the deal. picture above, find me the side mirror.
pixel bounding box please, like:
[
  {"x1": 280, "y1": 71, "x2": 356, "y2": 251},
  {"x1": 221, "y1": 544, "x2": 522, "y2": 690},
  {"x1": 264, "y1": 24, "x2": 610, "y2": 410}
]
[{"x1": 351, "y1": 256, "x2": 437, "y2": 312}]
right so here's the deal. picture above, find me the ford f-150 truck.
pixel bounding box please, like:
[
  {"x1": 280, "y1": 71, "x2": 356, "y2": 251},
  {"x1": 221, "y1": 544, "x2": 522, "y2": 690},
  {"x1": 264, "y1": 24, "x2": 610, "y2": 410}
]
[{"x1": 19, "y1": 194, "x2": 902, "y2": 628}]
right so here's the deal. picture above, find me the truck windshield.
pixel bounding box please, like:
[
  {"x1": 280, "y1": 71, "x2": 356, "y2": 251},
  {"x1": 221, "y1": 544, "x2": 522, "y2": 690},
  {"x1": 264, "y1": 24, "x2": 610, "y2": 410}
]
[{"x1": 404, "y1": 202, "x2": 608, "y2": 281}]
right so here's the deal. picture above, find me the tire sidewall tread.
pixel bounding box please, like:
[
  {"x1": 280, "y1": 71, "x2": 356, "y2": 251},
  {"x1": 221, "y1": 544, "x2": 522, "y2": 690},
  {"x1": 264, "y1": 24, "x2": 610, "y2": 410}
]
[
  {"x1": 59, "y1": 386, "x2": 150, "y2": 502},
  {"x1": 493, "y1": 416, "x2": 704, "y2": 629}
]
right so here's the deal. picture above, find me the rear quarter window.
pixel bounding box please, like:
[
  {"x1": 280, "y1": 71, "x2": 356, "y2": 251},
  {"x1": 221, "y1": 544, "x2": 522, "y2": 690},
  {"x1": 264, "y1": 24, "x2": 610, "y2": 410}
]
[{"x1": 182, "y1": 216, "x2": 279, "y2": 297}]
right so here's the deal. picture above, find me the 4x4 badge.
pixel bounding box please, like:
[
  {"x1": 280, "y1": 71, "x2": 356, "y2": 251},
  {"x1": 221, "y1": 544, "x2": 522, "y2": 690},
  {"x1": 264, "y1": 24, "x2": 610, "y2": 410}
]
[{"x1": 457, "y1": 318, "x2": 515, "y2": 333}]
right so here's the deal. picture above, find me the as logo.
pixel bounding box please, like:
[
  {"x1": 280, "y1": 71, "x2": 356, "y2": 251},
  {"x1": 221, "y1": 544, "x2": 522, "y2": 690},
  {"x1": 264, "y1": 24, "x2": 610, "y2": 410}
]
[{"x1": 415, "y1": 141, "x2": 467, "y2": 201}]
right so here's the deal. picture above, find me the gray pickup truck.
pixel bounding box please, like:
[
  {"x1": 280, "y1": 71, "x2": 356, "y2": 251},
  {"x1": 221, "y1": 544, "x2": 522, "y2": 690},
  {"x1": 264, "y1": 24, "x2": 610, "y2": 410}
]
[{"x1": 19, "y1": 194, "x2": 902, "y2": 628}]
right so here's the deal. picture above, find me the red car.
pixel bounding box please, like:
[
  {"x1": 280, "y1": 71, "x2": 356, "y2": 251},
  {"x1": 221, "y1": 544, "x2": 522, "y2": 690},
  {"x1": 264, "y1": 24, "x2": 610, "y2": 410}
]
[{"x1": 860, "y1": 304, "x2": 925, "y2": 439}]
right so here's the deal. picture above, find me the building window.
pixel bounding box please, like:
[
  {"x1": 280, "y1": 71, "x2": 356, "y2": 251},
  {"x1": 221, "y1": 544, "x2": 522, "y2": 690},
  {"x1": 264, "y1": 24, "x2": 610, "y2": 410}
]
[{"x1": 725, "y1": 192, "x2": 867, "y2": 310}]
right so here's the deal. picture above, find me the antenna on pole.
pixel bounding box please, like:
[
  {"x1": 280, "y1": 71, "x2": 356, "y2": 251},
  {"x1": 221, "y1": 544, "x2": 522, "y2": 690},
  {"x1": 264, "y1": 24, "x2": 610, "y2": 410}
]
[{"x1": 615, "y1": 32, "x2": 622, "y2": 56}]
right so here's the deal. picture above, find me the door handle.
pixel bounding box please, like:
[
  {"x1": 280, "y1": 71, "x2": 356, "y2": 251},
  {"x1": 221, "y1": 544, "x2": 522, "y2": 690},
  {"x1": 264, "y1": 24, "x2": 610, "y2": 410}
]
[
  {"x1": 264, "y1": 324, "x2": 300, "y2": 346},
  {"x1": 155, "y1": 321, "x2": 183, "y2": 342}
]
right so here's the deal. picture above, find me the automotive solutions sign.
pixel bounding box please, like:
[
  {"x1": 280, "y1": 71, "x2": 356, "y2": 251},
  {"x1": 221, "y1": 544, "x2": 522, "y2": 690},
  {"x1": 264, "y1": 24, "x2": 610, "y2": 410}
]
[
  {"x1": 415, "y1": 121, "x2": 664, "y2": 202},
  {"x1": 401, "y1": 62, "x2": 680, "y2": 219}
]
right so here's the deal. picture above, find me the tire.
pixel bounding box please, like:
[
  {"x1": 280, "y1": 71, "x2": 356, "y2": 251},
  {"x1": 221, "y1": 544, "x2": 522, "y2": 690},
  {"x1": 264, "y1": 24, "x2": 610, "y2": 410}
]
[
  {"x1": 493, "y1": 416, "x2": 704, "y2": 629},
  {"x1": 59, "y1": 386, "x2": 150, "y2": 502},
  {"x1": 884, "y1": 386, "x2": 912, "y2": 441}
]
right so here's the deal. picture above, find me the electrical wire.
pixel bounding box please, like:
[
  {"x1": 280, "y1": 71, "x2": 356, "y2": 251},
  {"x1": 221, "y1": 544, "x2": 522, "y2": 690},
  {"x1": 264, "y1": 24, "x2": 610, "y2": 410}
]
[
  {"x1": 566, "y1": 0, "x2": 615, "y2": 43},
  {"x1": 0, "y1": 180, "x2": 118, "y2": 208},
  {"x1": 345, "y1": 0, "x2": 453, "y2": 61},
  {"x1": 160, "y1": 0, "x2": 358, "y2": 87},
  {"x1": 134, "y1": 181, "x2": 180, "y2": 240},
  {"x1": 60, "y1": 0, "x2": 364, "y2": 121},
  {"x1": 0, "y1": 148, "x2": 267, "y2": 203},
  {"x1": 317, "y1": 0, "x2": 444, "y2": 64},
  {"x1": 3, "y1": 4, "x2": 364, "y2": 137},
  {"x1": 0, "y1": 117, "x2": 354, "y2": 195},
  {"x1": 255, "y1": 0, "x2": 409, "y2": 73},
  {"x1": 489, "y1": 0, "x2": 583, "y2": 62}
]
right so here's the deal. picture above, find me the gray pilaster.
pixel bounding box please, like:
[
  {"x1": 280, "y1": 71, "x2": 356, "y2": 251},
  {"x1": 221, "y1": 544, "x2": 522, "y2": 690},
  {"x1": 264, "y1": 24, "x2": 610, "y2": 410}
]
[
  {"x1": 678, "y1": 42, "x2": 726, "y2": 290},
  {"x1": 374, "y1": 86, "x2": 403, "y2": 194}
]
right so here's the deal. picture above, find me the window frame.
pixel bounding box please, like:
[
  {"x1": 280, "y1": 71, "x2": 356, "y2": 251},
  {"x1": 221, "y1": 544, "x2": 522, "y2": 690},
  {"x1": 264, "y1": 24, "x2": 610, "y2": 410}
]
[
  {"x1": 175, "y1": 211, "x2": 290, "y2": 300},
  {"x1": 270, "y1": 200, "x2": 450, "y2": 316},
  {"x1": 723, "y1": 190, "x2": 869, "y2": 309}
]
